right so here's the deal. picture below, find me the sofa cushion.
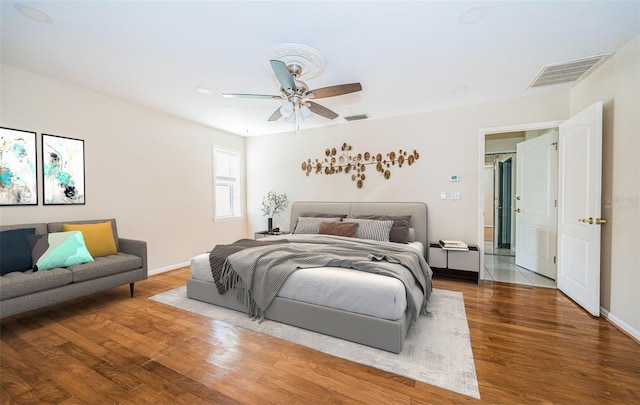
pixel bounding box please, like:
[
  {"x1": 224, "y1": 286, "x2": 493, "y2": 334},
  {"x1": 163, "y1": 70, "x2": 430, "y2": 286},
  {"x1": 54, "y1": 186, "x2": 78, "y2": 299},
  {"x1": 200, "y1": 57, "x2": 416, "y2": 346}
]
[
  {"x1": 62, "y1": 221, "x2": 117, "y2": 258},
  {"x1": 27, "y1": 231, "x2": 94, "y2": 271},
  {"x1": 0, "y1": 228, "x2": 36, "y2": 275},
  {"x1": 47, "y1": 219, "x2": 120, "y2": 251},
  {"x1": 0, "y1": 268, "x2": 73, "y2": 300},
  {"x1": 66, "y1": 253, "x2": 143, "y2": 283}
]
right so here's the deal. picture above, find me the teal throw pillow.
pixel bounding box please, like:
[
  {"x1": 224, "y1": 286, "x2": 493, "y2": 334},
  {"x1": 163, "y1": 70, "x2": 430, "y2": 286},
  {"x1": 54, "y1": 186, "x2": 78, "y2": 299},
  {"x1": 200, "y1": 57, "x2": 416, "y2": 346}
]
[{"x1": 27, "y1": 231, "x2": 94, "y2": 271}]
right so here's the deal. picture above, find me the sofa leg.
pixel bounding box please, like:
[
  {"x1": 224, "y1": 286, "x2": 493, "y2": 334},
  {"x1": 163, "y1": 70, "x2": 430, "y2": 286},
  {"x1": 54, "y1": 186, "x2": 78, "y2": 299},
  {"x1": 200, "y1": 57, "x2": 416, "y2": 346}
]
[{"x1": 129, "y1": 282, "x2": 134, "y2": 298}]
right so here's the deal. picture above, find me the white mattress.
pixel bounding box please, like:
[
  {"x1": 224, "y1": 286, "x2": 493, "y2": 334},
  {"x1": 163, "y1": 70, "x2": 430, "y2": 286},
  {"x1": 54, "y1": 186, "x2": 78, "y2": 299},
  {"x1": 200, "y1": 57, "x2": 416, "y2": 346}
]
[{"x1": 189, "y1": 240, "x2": 424, "y2": 321}]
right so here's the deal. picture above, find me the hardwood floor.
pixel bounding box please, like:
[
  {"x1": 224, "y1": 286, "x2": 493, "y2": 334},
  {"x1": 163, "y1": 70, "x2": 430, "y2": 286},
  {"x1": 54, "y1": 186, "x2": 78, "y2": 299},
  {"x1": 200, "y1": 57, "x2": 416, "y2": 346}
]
[{"x1": 2, "y1": 267, "x2": 639, "y2": 404}]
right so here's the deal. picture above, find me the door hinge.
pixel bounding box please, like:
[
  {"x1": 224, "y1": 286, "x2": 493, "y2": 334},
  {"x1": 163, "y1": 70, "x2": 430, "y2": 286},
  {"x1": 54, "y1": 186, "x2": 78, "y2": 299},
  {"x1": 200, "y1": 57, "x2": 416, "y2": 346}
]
[
  {"x1": 551, "y1": 142, "x2": 558, "y2": 151},
  {"x1": 553, "y1": 256, "x2": 557, "y2": 264},
  {"x1": 554, "y1": 199, "x2": 557, "y2": 208}
]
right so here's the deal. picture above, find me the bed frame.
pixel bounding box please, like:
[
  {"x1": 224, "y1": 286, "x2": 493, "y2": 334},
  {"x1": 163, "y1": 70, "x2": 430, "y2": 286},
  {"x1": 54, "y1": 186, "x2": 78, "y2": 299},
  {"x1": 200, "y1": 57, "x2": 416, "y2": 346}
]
[{"x1": 186, "y1": 201, "x2": 428, "y2": 353}]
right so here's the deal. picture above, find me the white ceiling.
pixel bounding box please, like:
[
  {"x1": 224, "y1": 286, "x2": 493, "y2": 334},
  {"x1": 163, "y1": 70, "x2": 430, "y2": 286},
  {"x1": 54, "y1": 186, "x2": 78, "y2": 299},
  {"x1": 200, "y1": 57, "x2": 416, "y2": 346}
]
[{"x1": 1, "y1": 1, "x2": 638, "y2": 137}]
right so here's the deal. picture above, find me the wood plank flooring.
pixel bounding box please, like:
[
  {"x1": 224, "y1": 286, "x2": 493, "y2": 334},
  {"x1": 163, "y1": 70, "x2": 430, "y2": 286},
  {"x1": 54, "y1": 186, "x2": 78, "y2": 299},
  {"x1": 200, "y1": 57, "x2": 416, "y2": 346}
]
[{"x1": 2, "y1": 267, "x2": 639, "y2": 404}]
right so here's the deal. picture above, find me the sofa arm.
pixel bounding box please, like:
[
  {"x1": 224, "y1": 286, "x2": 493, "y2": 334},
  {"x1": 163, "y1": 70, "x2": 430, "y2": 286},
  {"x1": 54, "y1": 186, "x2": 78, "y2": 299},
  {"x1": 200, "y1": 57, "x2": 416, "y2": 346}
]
[{"x1": 119, "y1": 238, "x2": 148, "y2": 276}]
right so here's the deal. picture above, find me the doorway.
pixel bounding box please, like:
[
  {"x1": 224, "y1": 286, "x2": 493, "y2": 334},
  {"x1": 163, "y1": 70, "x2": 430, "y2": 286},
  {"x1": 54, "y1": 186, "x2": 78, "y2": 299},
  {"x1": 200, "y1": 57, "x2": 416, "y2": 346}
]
[
  {"x1": 480, "y1": 126, "x2": 559, "y2": 287},
  {"x1": 484, "y1": 152, "x2": 516, "y2": 256}
]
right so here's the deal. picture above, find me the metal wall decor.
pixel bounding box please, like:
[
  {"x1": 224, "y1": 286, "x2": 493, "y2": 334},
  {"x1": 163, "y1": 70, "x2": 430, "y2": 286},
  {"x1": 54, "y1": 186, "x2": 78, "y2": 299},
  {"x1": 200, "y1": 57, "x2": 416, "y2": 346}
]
[{"x1": 301, "y1": 143, "x2": 420, "y2": 188}]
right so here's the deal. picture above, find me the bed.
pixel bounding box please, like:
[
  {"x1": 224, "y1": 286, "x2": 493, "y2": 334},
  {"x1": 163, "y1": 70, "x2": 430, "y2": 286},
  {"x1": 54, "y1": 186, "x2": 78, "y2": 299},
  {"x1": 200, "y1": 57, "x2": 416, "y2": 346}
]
[{"x1": 186, "y1": 201, "x2": 430, "y2": 353}]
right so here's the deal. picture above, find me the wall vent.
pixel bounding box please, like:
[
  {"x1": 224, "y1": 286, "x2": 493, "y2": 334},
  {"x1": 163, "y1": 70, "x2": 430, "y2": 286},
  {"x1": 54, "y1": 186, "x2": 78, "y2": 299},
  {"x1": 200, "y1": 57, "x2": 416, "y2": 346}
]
[
  {"x1": 527, "y1": 54, "x2": 610, "y2": 88},
  {"x1": 344, "y1": 114, "x2": 369, "y2": 121}
]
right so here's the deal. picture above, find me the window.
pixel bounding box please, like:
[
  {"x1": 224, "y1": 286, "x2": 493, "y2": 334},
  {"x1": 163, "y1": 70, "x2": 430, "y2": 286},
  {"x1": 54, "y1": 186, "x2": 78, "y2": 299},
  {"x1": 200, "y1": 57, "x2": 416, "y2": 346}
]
[{"x1": 213, "y1": 146, "x2": 242, "y2": 219}]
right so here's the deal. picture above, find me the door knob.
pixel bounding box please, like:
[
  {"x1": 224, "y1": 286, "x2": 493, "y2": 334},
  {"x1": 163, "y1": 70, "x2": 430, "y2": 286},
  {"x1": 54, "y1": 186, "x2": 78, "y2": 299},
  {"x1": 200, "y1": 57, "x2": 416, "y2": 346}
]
[
  {"x1": 596, "y1": 218, "x2": 607, "y2": 225},
  {"x1": 578, "y1": 218, "x2": 595, "y2": 224},
  {"x1": 515, "y1": 208, "x2": 521, "y2": 213}
]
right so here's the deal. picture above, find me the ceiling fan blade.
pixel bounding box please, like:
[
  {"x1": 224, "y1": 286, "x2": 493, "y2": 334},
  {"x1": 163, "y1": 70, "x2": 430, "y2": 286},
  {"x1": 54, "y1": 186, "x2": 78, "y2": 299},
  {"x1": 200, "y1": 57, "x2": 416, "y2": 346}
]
[
  {"x1": 268, "y1": 107, "x2": 282, "y2": 122},
  {"x1": 222, "y1": 93, "x2": 283, "y2": 100},
  {"x1": 307, "y1": 101, "x2": 339, "y2": 120},
  {"x1": 305, "y1": 83, "x2": 362, "y2": 99},
  {"x1": 270, "y1": 60, "x2": 297, "y2": 92}
]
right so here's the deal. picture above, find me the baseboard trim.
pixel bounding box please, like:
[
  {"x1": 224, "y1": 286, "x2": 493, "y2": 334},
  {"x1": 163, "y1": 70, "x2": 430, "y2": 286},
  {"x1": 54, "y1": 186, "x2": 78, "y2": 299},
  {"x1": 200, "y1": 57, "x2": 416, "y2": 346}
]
[
  {"x1": 600, "y1": 307, "x2": 640, "y2": 345},
  {"x1": 149, "y1": 261, "x2": 189, "y2": 276}
]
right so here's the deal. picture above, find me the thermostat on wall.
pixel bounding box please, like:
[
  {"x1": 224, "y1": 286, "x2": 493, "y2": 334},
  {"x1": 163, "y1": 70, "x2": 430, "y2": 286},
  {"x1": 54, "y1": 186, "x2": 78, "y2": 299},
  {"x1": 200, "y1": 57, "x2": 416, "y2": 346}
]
[{"x1": 450, "y1": 175, "x2": 461, "y2": 182}]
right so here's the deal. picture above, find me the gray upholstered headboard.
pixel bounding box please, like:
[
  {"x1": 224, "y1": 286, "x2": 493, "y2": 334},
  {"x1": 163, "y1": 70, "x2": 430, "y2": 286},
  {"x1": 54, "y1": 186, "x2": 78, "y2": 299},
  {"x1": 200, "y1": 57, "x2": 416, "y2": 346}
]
[{"x1": 289, "y1": 201, "x2": 428, "y2": 258}]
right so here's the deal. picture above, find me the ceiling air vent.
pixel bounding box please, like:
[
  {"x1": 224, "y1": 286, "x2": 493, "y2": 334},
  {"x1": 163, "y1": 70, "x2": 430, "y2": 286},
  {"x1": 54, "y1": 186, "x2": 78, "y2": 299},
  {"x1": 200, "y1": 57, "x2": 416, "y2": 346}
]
[
  {"x1": 344, "y1": 114, "x2": 369, "y2": 122},
  {"x1": 527, "y1": 54, "x2": 610, "y2": 88}
]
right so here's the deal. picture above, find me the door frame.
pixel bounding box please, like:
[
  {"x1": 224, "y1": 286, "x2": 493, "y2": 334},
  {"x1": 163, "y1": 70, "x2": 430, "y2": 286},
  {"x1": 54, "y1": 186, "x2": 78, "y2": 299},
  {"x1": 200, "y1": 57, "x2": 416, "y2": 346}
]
[{"x1": 477, "y1": 120, "x2": 563, "y2": 281}]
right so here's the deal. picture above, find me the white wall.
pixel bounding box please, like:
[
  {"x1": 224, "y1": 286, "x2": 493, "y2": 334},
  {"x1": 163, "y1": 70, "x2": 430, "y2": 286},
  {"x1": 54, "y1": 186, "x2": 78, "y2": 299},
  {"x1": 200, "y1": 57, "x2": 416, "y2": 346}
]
[
  {"x1": 246, "y1": 91, "x2": 570, "y2": 245},
  {"x1": 570, "y1": 34, "x2": 640, "y2": 336},
  {"x1": 0, "y1": 65, "x2": 248, "y2": 272}
]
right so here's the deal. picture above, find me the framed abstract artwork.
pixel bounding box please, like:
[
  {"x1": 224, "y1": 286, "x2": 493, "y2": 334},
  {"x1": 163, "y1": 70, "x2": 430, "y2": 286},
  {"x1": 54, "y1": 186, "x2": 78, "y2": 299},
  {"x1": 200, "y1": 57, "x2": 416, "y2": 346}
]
[
  {"x1": 0, "y1": 127, "x2": 38, "y2": 206},
  {"x1": 42, "y1": 133, "x2": 85, "y2": 205}
]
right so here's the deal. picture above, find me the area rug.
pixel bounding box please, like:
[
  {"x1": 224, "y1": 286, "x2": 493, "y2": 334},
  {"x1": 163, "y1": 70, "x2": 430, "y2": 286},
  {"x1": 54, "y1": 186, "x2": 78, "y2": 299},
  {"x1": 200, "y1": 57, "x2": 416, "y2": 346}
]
[{"x1": 150, "y1": 286, "x2": 480, "y2": 399}]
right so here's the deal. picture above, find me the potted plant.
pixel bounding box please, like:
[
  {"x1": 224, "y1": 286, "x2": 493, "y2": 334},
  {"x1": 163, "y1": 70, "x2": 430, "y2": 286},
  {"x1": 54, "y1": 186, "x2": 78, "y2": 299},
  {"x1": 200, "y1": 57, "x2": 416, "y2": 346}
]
[{"x1": 261, "y1": 191, "x2": 289, "y2": 232}]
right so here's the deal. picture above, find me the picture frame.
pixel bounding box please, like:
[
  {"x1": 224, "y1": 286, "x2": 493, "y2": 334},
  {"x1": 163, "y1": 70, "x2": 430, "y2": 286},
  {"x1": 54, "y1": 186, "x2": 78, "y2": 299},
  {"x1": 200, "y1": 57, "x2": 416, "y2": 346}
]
[
  {"x1": 0, "y1": 127, "x2": 38, "y2": 206},
  {"x1": 42, "y1": 133, "x2": 85, "y2": 205}
]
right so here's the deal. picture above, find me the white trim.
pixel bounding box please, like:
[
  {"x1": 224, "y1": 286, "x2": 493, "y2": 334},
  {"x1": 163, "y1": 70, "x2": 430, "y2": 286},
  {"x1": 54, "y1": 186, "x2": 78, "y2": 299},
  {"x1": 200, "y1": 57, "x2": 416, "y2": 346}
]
[
  {"x1": 478, "y1": 120, "x2": 564, "y2": 282},
  {"x1": 149, "y1": 261, "x2": 189, "y2": 276},
  {"x1": 601, "y1": 307, "x2": 640, "y2": 343}
]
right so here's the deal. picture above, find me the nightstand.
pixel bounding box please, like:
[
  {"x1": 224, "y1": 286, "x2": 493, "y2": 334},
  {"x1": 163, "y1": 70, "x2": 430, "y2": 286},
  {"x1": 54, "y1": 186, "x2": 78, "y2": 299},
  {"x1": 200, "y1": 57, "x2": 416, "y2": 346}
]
[
  {"x1": 428, "y1": 242, "x2": 479, "y2": 283},
  {"x1": 254, "y1": 230, "x2": 290, "y2": 240}
]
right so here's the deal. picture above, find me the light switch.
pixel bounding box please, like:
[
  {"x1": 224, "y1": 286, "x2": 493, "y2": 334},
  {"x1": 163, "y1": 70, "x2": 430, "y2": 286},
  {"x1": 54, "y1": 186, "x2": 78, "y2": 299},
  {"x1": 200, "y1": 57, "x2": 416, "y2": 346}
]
[
  {"x1": 451, "y1": 192, "x2": 461, "y2": 200},
  {"x1": 440, "y1": 192, "x2": 447, "y2": 200}
]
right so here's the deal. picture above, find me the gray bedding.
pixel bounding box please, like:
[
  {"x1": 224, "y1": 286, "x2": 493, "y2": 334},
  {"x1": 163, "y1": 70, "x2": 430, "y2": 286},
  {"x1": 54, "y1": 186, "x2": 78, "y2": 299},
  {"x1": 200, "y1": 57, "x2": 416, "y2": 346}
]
[{"x1": 218, "y1": 234, "x2": 433, "y2": 321}]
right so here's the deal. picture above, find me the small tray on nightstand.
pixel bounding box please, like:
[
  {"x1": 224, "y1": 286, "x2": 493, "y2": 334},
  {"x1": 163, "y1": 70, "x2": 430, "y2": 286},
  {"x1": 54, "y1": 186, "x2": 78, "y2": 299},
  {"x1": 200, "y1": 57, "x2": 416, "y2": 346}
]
[{"x1": 254, "y1": 230, "x2": 290, "y2": 239}]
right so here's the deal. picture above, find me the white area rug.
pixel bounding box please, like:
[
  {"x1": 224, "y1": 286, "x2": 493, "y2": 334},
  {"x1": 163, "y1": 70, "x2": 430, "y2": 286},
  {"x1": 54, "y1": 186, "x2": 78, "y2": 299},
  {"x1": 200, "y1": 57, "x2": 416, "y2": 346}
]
[{"x1": 150, "y1": 286, "x2": 480, "y2": 399}]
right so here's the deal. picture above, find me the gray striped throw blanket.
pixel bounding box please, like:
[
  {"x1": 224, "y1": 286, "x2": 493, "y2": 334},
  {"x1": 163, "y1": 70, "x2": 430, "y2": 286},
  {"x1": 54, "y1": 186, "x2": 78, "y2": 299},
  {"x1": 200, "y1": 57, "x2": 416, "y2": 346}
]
[{"x1": 211, "y1": 234, "x2": 433, "y2": 321}]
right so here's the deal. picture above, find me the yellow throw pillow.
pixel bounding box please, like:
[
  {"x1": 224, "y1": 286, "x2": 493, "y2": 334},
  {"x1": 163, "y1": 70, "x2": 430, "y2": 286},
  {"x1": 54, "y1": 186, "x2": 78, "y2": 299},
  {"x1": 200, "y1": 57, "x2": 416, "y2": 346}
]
[{"x1": 62, "y1": 221, "x2": 117, "y2": 258}]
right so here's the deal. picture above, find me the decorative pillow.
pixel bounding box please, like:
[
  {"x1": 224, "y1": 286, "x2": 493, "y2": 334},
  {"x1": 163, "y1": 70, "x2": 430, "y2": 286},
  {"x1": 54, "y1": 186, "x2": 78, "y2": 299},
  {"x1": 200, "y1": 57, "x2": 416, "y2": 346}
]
[
  {"x1": 407, "y1": 228, "x2": 416, "y2": 242},
  {"x1": 293, "y1": 217, "x2": 342, "y2": 234},
  {"x1": 318, "y1": 221, "x2": 358, "y2": 237},
  {"x1": 0, "y1": 228, "x2": 36, "y2": 275},
  {"x1": 294, "y1": 212, "x2": 347, "y2": 231},
  {"x1": 62, "y1": 221, "x2": 117, "y2": 258},
  {"x1": 355, "y1": 215, "x2": 412, "y2": 243},
  {"x1": 27, "y1": 231, "x2": 94, "y2": 271},
  {"x1": 343, "y1": 218, "x2": 394, "y2": 242}
]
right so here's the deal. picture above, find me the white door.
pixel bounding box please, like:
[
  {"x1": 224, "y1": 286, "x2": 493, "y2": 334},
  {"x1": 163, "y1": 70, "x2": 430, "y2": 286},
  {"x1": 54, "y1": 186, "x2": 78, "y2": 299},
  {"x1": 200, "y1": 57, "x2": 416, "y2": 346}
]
[
  {"x1": 515, "y1": 130, "x2": 558, "y2": 279},
  {"x1": 557, "y1": 102, "x2": 603, "y2": 317}
]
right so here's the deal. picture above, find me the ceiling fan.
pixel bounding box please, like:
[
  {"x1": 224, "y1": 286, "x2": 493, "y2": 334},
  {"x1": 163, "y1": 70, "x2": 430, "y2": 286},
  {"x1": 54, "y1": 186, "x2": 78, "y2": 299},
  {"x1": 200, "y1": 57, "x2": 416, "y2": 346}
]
[{"x1": 223, "y1": 59, "x2": 362, "y2": 123}]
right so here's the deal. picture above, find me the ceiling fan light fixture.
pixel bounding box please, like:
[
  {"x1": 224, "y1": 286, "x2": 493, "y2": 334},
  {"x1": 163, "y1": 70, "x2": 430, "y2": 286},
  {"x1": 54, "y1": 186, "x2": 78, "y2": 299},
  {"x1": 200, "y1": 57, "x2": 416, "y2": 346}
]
[
  {"x1": 279, "y1": 101, "x2": 294, "y2": 118},
  {"x1": 299, "y1": 105, "x2": 313, "y2": 120}
]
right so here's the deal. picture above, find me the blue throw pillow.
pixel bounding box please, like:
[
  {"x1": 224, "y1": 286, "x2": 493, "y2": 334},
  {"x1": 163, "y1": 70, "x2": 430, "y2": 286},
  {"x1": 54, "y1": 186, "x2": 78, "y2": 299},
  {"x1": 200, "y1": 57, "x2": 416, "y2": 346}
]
[
  {"x1": 27, "y1": 231, "x2": 94, "y2": 271},
  {"x1": 0, "y1": 228, "x2": 36, "y2": 275}
]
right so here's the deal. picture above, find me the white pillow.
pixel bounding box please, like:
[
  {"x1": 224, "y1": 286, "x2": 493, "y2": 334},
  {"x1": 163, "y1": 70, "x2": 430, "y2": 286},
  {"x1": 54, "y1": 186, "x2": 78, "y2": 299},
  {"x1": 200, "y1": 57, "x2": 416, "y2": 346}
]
[
  {"x1": 294, "y1": 217, "x2": 343, "y2": 234},
  {"x1": 343, "y1": 218, "x2": 394, "y2": 242}
]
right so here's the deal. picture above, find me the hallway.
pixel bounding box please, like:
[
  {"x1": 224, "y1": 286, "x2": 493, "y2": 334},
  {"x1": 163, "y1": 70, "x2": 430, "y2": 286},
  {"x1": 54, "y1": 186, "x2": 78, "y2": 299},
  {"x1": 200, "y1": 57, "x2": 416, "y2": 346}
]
[{"x1": 483, "y1": 241, "x2": 556, "y2": 288}]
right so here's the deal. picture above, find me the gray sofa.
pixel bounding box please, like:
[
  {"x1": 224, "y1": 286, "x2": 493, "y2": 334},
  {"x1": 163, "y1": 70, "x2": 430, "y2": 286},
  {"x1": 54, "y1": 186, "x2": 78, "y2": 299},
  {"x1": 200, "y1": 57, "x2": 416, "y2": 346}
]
[{"x1": 0, "y1": 219, "x2": 147, "y2": 318}]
